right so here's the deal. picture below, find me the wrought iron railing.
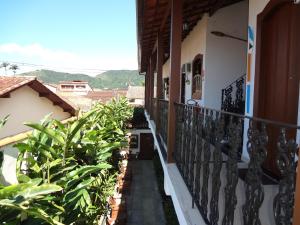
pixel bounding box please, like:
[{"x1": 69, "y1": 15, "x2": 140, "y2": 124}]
[
  {"x1": 174, "y1": 102, "x2": 299, "y2": 225},
  {"x1": 221, "y1": 75, "x2": 246, "y2": 114},
  {"x1": 158, "y1": 99, "x2": 168, "y2": 146}
]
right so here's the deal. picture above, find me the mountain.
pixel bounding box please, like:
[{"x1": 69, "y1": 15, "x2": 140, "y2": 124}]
[{"x1": 20, "y1": 69, "x2": 144, "y2": 89}]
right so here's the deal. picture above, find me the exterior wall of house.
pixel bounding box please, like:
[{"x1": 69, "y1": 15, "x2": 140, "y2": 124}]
[
  {"x1": 0, "y1": 85, "x2": 71, "y2": 139},
  {"x1": 246, "y1": 0, "x2": 269, "y2": 117},
  {"x1": 241, "y1": 0, "x2": 271, "y2": 160},
  {"x1": 162, "y1": 15, "x2": 209, "y2": 101},
  {"x1": 162, "y1": 2, "x2": 248, "y2": 108},
  {"x1": 0, "y1": 144, "x2": 19, "y2": 185},
  {"x1": 128, "y1": 129, "x2": 152, "y2": 155},
  {"x1": 204, "y1": 1, "x2": 248, "y2": 109},
  {"x1": 181, "y1": 15, "x2": 208, "y2": 104}
]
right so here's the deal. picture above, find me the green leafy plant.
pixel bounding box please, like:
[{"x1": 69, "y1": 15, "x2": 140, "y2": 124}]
[
  {"x1": 0, "y1": 115, "x2": 9, "y2": 130},
  {"x1": 0, "y1": 178, "x2": 63, "y2": 224},
  {"x1": 0, "y1": 98, "x2": 133, "y2": 224}
]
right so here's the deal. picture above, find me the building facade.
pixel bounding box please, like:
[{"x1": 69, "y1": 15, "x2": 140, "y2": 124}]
[
  {"x1": 0, "y1": 76, "x2": 75, "y2": 185},
  {"x1": 137, "y1": 0, "x2": 300, "y2": 224}
]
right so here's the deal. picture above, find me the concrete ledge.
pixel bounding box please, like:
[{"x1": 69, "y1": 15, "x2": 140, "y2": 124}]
[{"x1": 145, "y1": 112, "x2": 205, "y2": 225}]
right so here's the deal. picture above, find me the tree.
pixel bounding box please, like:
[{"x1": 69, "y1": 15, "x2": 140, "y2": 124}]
[
  {"x1": 0, "y1": 62, "x2": 10, "y2": 75},
  {"x1": 9, "y1": 64, "x2": 19, "y2": 76}
]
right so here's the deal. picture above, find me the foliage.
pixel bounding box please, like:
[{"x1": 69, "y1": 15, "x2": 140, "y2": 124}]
[
  {"x1": 20, "y1": 69, "x2": 144, "y2": 89},
  {"x1": 130, "y1": 107, "x2": 148, "y2": 128},
  {"x1": 0, "y1": 98, "x2": 133, "y2": 224},
  {"x1": 0, "y1": 179, "x2": 63, "y2": 225},
  {"x1": 9, "y1": 64, "x2": 19, "y2": 75},
  {"x1": 0, "y1": 115, "x2": 9, "y2": 130}
]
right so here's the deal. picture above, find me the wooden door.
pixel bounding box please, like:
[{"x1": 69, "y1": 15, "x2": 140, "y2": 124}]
[
  {"x1": 254, "y1": 1, "x2": 300, "y2": 174},
  {"x1": 138, "y1": 133, "x2": 154, "y2": 160}
]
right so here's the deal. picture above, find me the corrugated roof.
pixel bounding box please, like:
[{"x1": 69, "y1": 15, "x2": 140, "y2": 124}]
[{"x1": 0, "y1": 76, "x2": 76, "y2": 115}]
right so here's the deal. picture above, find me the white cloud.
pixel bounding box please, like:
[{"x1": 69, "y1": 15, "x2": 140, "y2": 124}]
[{"x1": 0, "y1": 43, "x2": 138, "y2": 76}]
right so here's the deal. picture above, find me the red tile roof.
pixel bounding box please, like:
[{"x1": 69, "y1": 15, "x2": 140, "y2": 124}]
[
  {"x1": 0, "y1": 76, "x2": 36, "y2": 96},
  {"x1": 0, "y1": 76, "x2": 76, "y2": 115}
]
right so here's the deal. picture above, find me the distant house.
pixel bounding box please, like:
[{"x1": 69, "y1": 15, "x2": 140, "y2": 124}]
[
  {"x1": 0, "y1": 76, "x2": 75, "y2": 139},
  {"x1": 87, "y1": 89, "x2": 128, "y2": 103},
  {"x1": 44, "y1": 83, "x2": 58, "y2": 93},
  {"x1": 0, "y1": 76, "x2": 75, "y2": 185},
  {"x1": 53, "y1": 80, "x2": 128, "y2": 111},
  {"x1": 58, "y1": 80, "x2": 92, "y2": 96},
  {"x1": 126, "y1": 86, "x2": 145, "y2": 106}
]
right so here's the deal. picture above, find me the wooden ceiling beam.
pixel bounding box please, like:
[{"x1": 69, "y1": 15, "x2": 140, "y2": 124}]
[
  {"x1": 39, "y1": 93, "x2": 50, "y2": 97},
  {"x1": 53, "y1": 102, "x2": 63, "y2": 106},
  {"x1": 0, "y1": 93, "x2": 10, "y2": 98}
]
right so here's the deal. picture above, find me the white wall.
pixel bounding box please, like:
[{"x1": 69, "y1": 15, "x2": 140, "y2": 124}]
[
  {"x1": 246, "y1": 0, "x2": 269, "y2": 116},
  {"x1": 162, "y1": 2, "x2": 248, "y2": 109},
  {"x1": 162, "y1": 15, "x2": 209, "y2": 103},
  {"x1": 128, "y1": 129, "x2": 152, "y2": 154},
  {"x1": 0, "y1": 144, "x2": 18, "y2": 185},
  {"x1": 204, "y1": 1, "x2": 248, "y2": 110},
  {"x1": 240, "y1": 0, "x2": 270, "y2": 161},
  {"x1": 0, "y1": 85, "x2": 71, "y2": 139}
]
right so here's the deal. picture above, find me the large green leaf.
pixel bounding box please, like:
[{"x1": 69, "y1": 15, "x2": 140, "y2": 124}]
[
  {"x1": 24, "y1": 123, "x2": 65, "y2": 145},
  {"x1": 66, "y1": 109, "x2": 96, "y2": 147},
  {"x1": 0, "y1": 115, "x2": 9, "y2": 129},
  {"x1": 18, "y1": 184, "x2": 62, "y2": 200},
  {"x1": 0, "y1": 199, "x2": 64, "y2": 225},
  {"x1": 0, "y1": 179, "x2": 42, "y2": 199}
]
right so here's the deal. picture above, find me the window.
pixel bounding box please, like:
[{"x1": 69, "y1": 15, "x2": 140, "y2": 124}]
[
  {"x1": 76, "y1": 85, "x2": 86, "y2": 89},
  {"x1": 163, "y1": 77, "x2": 169, "y2": 99},
  {"x1": 61, "y1": 85, "x2": 74, "y2": 89},
  {"x1": 192, "y1": 54, "x2": 203, "y2": 99}
]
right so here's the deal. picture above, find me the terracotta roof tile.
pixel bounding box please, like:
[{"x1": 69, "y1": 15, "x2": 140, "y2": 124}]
[
  {"x1": 0, "y1": 76, "x2": 76, "y2": 115},
  {"x1": 86, "y1": 90, "x2": 127, "y2": 101},
  {"x1": 0, "y1": 76, "x2": 36, "y2": 96}
]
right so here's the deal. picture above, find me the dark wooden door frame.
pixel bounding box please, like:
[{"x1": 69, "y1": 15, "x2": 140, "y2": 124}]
[
  {"x1": 181, "y1": 73, "x2": 186, "y2": 103},
  {"x1": 253, "y1": 0, "x2": 292, "y2": 116},
  {"x1": 192, "y1": 54, "x2": 204, "y2": 99},
  {"x1": 139, "y1": 133, "x2": 154, "y2": 160}
]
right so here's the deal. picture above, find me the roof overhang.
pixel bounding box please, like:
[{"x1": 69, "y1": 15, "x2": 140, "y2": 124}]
[
  {"x1": 137, "y1": 0, "x2": 245, "y2": 73},
  {"x1": 0, "y1": 77, "x2": 76, "y2": 116}
]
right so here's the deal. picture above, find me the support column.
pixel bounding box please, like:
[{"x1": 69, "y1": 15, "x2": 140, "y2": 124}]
[
  {"x1": 293, "y1": 150, "x2": 300, "y2": 225},
  {"x1": 149, "y1": 56, "x2": 155, "y2": 119},
  {"x1": 156, "y1": 32, "x2": 164, "y2": 132},
  {"x1": 167, "y1": 0, "x2": 182, "y2": 163},
  {"x1": 145, "y1": 67, "x2": 150, "y2": 113}
]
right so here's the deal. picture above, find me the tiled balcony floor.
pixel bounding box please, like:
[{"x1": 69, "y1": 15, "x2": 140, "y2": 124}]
[{"x1": 126, "y1": 160, "x2": 166, "y2": 225}]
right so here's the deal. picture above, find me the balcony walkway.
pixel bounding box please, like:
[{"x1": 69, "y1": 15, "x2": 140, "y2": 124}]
[{"x1": 126, "y1": 160, "x2": 166, "y2": 225}]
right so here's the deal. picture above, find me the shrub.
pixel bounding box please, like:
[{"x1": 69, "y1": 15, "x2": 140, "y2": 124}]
[{"x1": 0, "y1": 97, "x2": 133, "y2": 224}]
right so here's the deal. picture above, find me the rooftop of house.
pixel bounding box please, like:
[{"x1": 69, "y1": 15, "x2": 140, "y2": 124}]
[
  {"x1": 0, "y1": 76, "x2": 36, "y2": 96},
  {"x1": 86, "y1": 89, "x2": 127, "y2": 101},
  {"x1": 59, "y1": 80, "x2": 89, "y2": 84},
  {"x1": 0, "y1": 76, "x2": 76, "y2": 115}
]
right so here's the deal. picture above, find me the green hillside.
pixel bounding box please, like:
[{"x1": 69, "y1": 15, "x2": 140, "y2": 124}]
[{"x1": 20, "y1": 69, "x2": 144, "y2": 89}]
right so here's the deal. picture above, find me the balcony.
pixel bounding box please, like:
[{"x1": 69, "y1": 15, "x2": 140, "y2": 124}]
[{"x1": 146, "y1": 99, "x2": 299, "y2": 225}]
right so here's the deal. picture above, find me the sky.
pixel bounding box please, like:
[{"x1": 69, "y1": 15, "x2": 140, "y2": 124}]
[{"x1": 0, "y1": 0, "x2": 138, "y2": 76}]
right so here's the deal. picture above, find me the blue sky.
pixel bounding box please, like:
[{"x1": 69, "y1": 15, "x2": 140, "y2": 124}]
[{"x1": 0, "y1": 0, "x2": 138, "y2": 75}]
